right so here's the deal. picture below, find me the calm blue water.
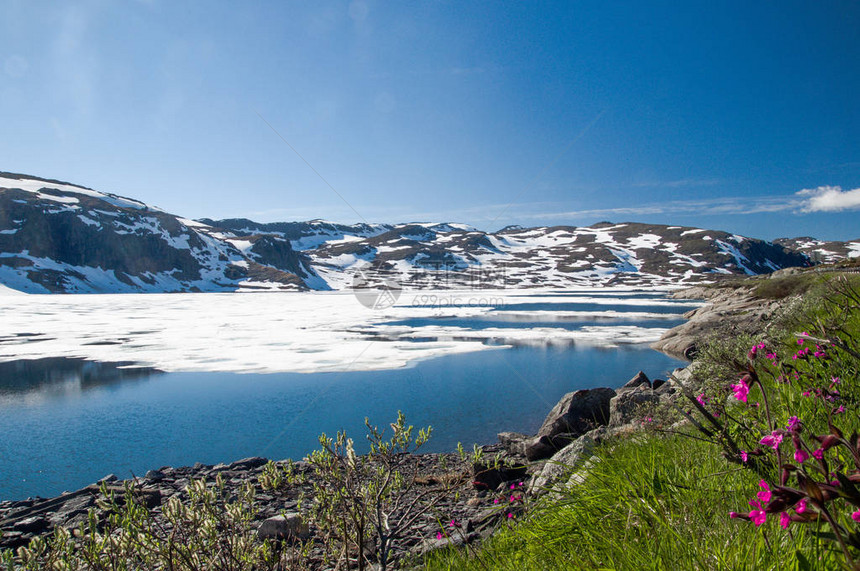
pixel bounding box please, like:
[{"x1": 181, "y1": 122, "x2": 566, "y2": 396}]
[{"x1": 0, "y1": 346, "x2": 683, "y2": 500}]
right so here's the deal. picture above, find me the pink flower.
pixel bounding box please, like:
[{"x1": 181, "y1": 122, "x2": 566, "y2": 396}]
[
  {"x1": 740, "y1": 450, "x2": 749, "y2": 463},
  {"x1": 759, "y1": 431, "x2": 784, "y2": 450},
  {"x1": 779, "y1": 512, "x2": 790, "y2": 529},
  {"x1": 436, "y1": 532, "x2": 443, "y2": 540},
  {"x1": 851, "y1": 510, "x2": 860, "y2": 523},
  {"x1": 493, "y1": 498, "x2": 499, "y2": 504},
  {"x1": 757, "y1": 480, "x2": 772, "y2": 503},
  {"x1": 510, "y1": 484, "x2": 516, "y2": 490},
  {"x1": 750, "y1": 510, "x2": 767, "y2": 526},
  {"x1": 794, "y1": 449, "x2": 809, "y2": 463},
  {"x1": 507, "y1": 513, "x2": 514, "y2": 519},
  {"x1": 797, "y1": 338, "x2": 804, "y2": 345},
  {"x1": 812, "y1": 448, "x2": 824, "y2": 460},
  {"x1": 835, "y1": 405, "x2": 845, "y2": 414},
  {"x1": 786, "y1": 416, "x2": 801, "y2": 431},
  {"x1": 696, "y1": 393, "x2": 707, "y2": 406},
  {"x1": 802, "y1": 391, "x2": 811, "y2": 397},
  {"x1": 448, "y1": 519, "x2": 460, "y2": 529},
  {"x1": 796, "y1": 499, "x2": 807, "y2": 514},
  {"x1": 731, "y1": 377, "x2": 750, "y2": 403},
  {"x1": 729, "y1": 511, "x2": 740, "y2": 519}
]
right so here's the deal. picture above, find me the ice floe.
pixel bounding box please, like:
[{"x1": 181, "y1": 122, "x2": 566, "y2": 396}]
[{"x1": 0, "y1": 289, "x2": 699, "y2": 374}]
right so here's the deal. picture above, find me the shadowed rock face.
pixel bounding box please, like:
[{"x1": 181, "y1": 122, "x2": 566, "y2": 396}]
[{"x1": 0, "y1": 173, "x2": 307, "y2": 293}]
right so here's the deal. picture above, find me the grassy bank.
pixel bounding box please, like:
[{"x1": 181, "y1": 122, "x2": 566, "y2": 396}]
[{"x1": 425, "y1": 274, "x2": 860, "y2": 571}]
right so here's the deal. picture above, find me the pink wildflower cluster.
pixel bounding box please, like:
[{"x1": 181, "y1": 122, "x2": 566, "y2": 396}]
[
  {"x1": 731, "y1": 481, "x2": 810, "y2": 530},
  {"x1": 731, "y1": 375, "x2": 751, "y2": 403},
  {"x1": 748, "y1": 342, "x2": 766, "y2": 360}
]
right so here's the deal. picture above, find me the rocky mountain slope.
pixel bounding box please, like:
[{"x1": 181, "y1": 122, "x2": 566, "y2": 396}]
[
  {"x1": 1, "y1": 171, "x2": 856, "y2": 294},
  {"x1": 773, "y1": 237, "x2": 860, "y2": 264},
  {"x1": 205, "y1": 218, "x2": 814, "y2": 290},
  {"x1": 0, "y1": 172, "x2": 311, "y2": 293}
]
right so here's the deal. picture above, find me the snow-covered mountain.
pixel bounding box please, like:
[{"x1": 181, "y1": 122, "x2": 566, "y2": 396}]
[
  {"x1": 0, "y1": 172, "x2": 311, "y2": 293},
  {"x1": 206, "y1": 218, "x2": 813, "y2": 290},
  {"x1": 1, "y1": 171, "x2": 854, "y2": 294},
  {"x1": 773, "y1": 237, "x2": 860, "y2": 264}
]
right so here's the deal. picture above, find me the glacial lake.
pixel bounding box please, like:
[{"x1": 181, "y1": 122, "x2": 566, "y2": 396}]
[{"x1": 0, "y1": 290, "x2": 693, "y2": 500}]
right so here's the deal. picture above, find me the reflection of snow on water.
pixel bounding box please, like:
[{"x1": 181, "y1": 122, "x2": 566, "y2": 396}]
[{"x1": 0, "y1": 289, "x2": 702, "y2": 374}]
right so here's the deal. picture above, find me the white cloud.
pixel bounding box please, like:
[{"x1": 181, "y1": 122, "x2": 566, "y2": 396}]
[
  {"x1": 516, "y1": 195, "x2": 802, "y2": 221},
  {"x1": 796, "y1": 186, "x2": 860, "y2": 212}
]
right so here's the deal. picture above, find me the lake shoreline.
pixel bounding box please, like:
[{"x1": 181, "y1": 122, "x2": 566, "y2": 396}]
[{"x1": 0, "y1": 287, "x2": 718, "y2": 564}]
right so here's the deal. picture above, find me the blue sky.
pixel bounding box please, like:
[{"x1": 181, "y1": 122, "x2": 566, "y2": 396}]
[{"x1": 1, "y1": 1, "x2": 858, "y2": 240}]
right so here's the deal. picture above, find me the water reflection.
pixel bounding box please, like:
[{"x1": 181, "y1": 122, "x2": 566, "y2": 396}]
[{"x1": 0, "y1": 358, "x2": 160, "y2": 406}]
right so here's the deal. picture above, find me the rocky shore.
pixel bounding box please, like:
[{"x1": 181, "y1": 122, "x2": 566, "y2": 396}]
[
  {"x1": 649, "y1": 279, "x2": 787, "y2": 359},
  {"x1": 0, "y1": 367, "x2": 690, "y2": 566},
  {"x1": 1, "y1": 281, "x2": 783, "y2": 567}
]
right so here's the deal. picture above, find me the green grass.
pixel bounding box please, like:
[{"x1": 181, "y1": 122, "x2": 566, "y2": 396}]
[
  {"x1": 423, "y1": 434, "x2": 841, "y2": 571},
  {"x1": 424, "y1": 274, "x2": 860, "y2": 571}
]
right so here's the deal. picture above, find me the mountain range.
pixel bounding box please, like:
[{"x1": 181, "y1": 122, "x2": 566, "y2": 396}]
[{"x1": 1, "y1": 171, "x2": 857, "y2": 294}]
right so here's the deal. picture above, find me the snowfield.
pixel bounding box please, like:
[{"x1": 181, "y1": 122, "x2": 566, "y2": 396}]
[{"x1": 0, "y1": 289, "x2": 702, "y2": 374}]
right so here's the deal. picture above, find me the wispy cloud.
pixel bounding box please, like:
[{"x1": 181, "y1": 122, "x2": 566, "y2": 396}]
[
  {"x1": 518, "y1": 195, "x2": 802, "y2": 221},
  {"x1": 224, "y1": 186, "x2": 858, "y2": 228},
  {"x1": 631, "y1": 178, "x2": 722, "y2": 189},
  {"x1": 796, "y1": 186, "x2": 860, "y2": 212}
]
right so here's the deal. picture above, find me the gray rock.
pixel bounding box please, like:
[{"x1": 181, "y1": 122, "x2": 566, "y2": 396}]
[
  {"x1": 654, "y1": 380, "x2": 675, "y2": 397},
  {"x1": 98, "y1": 474, "x2": 118, "y2": 484},
  {"x1": 497, "y1": 432, "x2": 529, "y2": 456},
  {"x1": 621, "y1": 371, "x2": 650, "y2": 390},
  {"x1": 536, "y1": 388, "x2": 616, "y2": 441},
  {"x1": 609, "y1": 385, "x2": 660, "y2": 427},
  {"x1": 12, "y1": 516, "x2": 49, "y2": 534},
  {"x1": 257, "y1": 513, "x2": 310, "y2": 541},
  {"x1": 531, "y1": 428, "x2": 605, "y2": 491},
  {"x1": 523, "y1": 432, "x2": 578, "y2": 462},
  {"x1": 145, "y1": 469, "x2": 166, "y2": 482},
  {"x1": 229, "y1": 457, "x2": 268, "y2": 471},
  {"x1": 60, "y1": 494, "x2": 95, "y2": 514},
  {"x1": 670, "y1": 364, "x2": 697, "y2": 388}
]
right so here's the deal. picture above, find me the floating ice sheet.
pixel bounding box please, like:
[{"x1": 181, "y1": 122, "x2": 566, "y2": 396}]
[{"x1": 0, "y1": 289, "x2": 699, "y2": 374}]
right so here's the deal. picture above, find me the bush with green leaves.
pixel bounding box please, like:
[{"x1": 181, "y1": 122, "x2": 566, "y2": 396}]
[
  {"x1": 304, "y1": 410, "x2": 461, "y2": 571},
  {"x1": 1, "y1": 476, "x2": 311, "y2": 571}
]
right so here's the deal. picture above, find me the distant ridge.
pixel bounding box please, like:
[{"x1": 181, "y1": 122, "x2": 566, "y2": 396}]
[{"x1": 1, "y1": 171, "x2": 857, "y2": 294}]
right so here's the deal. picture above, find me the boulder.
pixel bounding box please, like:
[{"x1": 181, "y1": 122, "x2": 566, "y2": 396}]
[
  {"x1": 669, "y1": 364, "x2": 697, "y2": 388},
  {"x1": 257, "y1": 513, "x2": 310, "y2": 541},
  {"x1": 535, "y1": 388, "x2": 616, "y2": 441},
  {"x1": 530, "y1": 428, "x2": 605, "y2": 491},
  {"x1": 497, "y1": 432, "x2": 529, "y2": 456},
  {"x1": 608, "y1": 385, "x2": 660, "y2": 427},
  {"x1": 144, "y1": 469, "x2": 166, "y2": 482},
  {"x1": 523, "y1": 433, "x2": 578, "y2": 462},
  {"x1": 621, "y1": 371, "x2": 650, "y2": 390},
  {"x1": 515, "y1": 387, "x2": 615, "y2": 461}
]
